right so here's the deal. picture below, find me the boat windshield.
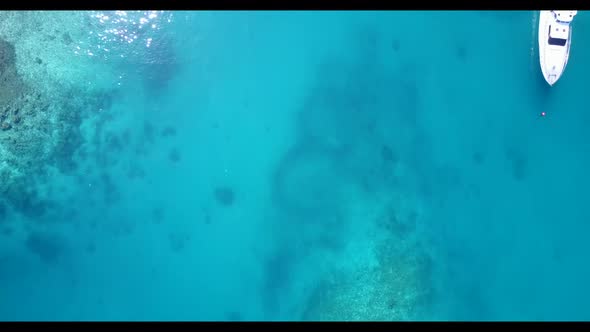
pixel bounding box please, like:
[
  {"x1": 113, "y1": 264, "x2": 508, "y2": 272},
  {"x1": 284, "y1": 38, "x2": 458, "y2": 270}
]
[{"x1": 548, "y1": 26, "x2": 567, "y2": 47}]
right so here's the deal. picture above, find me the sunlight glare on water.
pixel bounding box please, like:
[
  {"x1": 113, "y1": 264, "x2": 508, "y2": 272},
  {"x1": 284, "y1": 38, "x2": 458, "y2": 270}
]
[{"x1": 74, "y1": 10, "x2": 174, "y2": 61}]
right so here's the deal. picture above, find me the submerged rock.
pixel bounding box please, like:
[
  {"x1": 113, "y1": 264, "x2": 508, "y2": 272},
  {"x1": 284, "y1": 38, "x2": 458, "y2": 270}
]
[
  {"x1": 0, "y1": 201, "x2": 6, "y2": 221},
  {"x1": 214, "y1": 186, "x2": 235, "y2": 207},
  {"x1": 25, "y1": 231, "x2": 66, "y2": 264},
  {"x1": 168, "y1": 148, "x2": 181, "y2": 163}
]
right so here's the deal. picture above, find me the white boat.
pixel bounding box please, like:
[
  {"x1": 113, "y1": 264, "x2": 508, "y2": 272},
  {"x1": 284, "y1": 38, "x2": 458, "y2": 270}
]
[{"x1": 538, "y1": 10, "x2": 577, "y2": 86}]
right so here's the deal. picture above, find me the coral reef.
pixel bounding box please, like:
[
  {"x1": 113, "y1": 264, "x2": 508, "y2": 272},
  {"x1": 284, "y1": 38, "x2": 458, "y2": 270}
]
[
  {"x1": 0, "y1": 13, "x2": 123, "y2": 221},
  {"x1": 271, "y1": 138, "x2": 351, "y2": 220},
  {"x1": 1, "y1": 15, "x2": 187, "y2": 296},
  {"x1": 0, "y1": 37, "x2": 25, "y2": 106},
  {"x1": 301, "y1": 191, "x2": 434, "y2": 321},
  {"x1": 265, "y1": 25, "x2": 435, "y2": 321},
  {"x1": 0, "y1": 11, "x2": 178, "y2": 223},
  {"x1": 302, "y1": 242, "x2": 434, "y2": 321}
]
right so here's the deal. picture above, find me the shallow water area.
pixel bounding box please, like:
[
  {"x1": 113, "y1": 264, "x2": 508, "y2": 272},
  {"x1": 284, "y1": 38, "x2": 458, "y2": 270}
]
[{"x1": 1, "y1": 10, "x2": 590, "y2": 321}]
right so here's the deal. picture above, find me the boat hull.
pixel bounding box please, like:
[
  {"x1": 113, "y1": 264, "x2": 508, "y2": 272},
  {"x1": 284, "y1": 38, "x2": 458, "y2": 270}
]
[{"x1": 538, "y1": 10, "x2": 574, "y2": 86}]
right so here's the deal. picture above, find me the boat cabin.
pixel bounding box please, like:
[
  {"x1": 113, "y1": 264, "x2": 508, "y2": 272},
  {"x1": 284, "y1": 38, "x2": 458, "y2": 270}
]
[{"x1": 548, "y1": 23, "x2": 569, "y2": 47}]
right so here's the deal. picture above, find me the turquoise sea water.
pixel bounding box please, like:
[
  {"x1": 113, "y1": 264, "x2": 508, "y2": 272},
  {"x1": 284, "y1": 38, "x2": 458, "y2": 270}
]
[{"x1": 1, "y1": 10, "x2": 590, "y2": 321}]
